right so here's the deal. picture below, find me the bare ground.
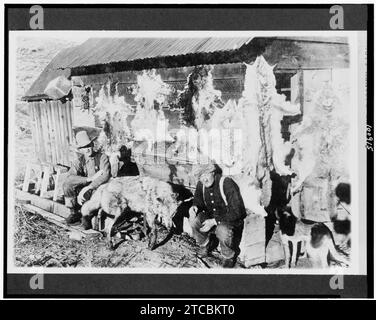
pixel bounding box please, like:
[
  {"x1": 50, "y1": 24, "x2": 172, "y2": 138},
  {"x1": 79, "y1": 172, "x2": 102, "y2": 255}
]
[
  {"x1": 14, "y1": 203, "x2": 351, "y2": 269},
  {"x1": 13, "y1": 205, "x2": 251, "y2": 269}
]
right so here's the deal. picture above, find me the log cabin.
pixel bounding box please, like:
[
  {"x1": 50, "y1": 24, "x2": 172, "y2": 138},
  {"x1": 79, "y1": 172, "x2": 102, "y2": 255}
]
[{"x1": 19, "y1": 36, "x2": 350, "y2": 266}]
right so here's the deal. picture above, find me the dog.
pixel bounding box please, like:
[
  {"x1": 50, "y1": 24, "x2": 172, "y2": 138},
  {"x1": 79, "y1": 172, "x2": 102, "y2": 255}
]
[
  {"x1": 277, "y1": 208, "x2": 349, "y2": 268},
  {"x1": 305, "y1": 223, "x2": 349, "y2": 269}
]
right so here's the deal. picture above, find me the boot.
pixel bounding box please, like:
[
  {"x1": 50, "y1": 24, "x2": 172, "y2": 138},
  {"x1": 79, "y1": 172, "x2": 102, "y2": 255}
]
[
  {"x1": 64, "y1": 196, "x2": 76, "y2": 208},
  {"x1": 222, "y1": 257, "x2": 236, "y2": 268},
  {"x1": 197, "y1": 246, "x2": 210, "y2": 258},
  {"x1": 81, "y1": 215, "x2": 93, "y2": 230},
  {"x1": 65, "y1": 209, "x2": 82, "y2": 225},
  {"x1": 197, "y1": 237, "x2": 219, "y2": 258},
  {"x1": 64, "y1": 197, "x2": 81, "y2": 225}
]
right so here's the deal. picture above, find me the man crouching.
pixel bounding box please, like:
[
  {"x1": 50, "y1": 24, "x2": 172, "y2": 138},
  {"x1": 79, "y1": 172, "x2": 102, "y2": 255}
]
[
  {"x1": 63, "y1": 131, "x2": 111, "y2": 228},
  {"x1": 190, "y1": 162, "x2": 246, "y2": 268}
]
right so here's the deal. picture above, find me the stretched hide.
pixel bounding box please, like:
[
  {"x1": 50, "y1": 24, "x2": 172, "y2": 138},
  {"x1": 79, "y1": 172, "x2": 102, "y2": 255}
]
[{"x1": 81, "y1": 176, "x2": 181, "y2": 249}]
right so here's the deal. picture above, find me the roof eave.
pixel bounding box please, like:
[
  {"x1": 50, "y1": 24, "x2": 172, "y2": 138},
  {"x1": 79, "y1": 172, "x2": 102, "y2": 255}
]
[
  {"x1": 68, "y1": 38, "x2": 271, "y2": 76},
  {"x1": 21, "y1": 94, "x2": 52, "y2": 102}
]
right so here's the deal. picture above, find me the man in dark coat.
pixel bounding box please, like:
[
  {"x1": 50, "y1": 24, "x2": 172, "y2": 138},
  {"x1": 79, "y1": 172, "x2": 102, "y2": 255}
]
[
  {"x1": 189, "y1": 162, "x2": 247, "y2": 268},
  {"x1": 63, "y1": 130, "x2": 111, "y2": 228}
]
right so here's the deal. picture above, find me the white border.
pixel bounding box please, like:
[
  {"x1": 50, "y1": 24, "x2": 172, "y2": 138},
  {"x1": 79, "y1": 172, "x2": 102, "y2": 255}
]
[{"x1": 7, "y1": 30, "x2": 363, "y2": 276}]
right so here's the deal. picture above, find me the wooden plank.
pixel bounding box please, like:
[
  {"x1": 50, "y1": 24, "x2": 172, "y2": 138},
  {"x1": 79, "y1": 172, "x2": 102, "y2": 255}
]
[
  {"x1": 32, "y1": 102, "x2": 41, "y2": 159},
  {"x1": 50, "y1": 101, "x2": 59, "y2": 165},
  {"x1": 40, "y1": 165, "x2": 50, "y2": 198},
  {"x1": 63, "y1": 103, "x2": 71, "y2": 165},
  {"x1": 51, "y1": 101, "x2": 63, "y2": 164},
  {"x1": 52, "y1": 167, "x2": 61, "y2": 201},
  {"x1": 40, "y1": 103, "x2": 49, "y2": 163},
  {"x1": 77, "y1": 63, "x2": 245, "y2": 86},
  {"x1": 58, "y1": 102, "x2": 70, "y2": 165},
  {"x1": 46, "y1": 102, "x2": 57, "y2": 164},
  {"x1": 65, "y1": 101, "x2": 73, "y2": 144},
  {"x1": 16, "y1": 188, "x2": 63, "y2": 216},
  {"x1": 241, "y1": 214, "x2": 266, "y2": 246},
  {"x1": 240, "y1": 240, "x2": 266, "y2": 267},
  {"x1": 16, "y1": 188, "x2": 75, "y2": 219},
  {"x1": 56, "y1": 102, "x2": 67, "y2": 165},
  {"x1": 46, "y1": 103, "x2": 54, "y2": 164},
  {"x1": 140, "y1": 163, "x2": 196, "y2": 188},
  {"x1": 44, "y1": 102, "x2": 52, "y2": 163},
  {"x1": 265, "y1": 230, "x2": 285, "y2": 264},
  {"x1": 40, "y1": 102, "x2": 52, "y2": 163},
  {"x1": 59, "y1": 101, "x2": 68, "y2": 145},
  {"x1": 60, "y1": 101, "x2": 67, "y2": 149},
  {"x1": 19, "y1": 203, "x2": 100, "y2": 238},
  {"x1": 239, "y1": 214, "x2": 266, "y2": 266},
  {"x1": 16, "y1": 187, "x2": 53, "y2": 212},
  {"x1": 49, "y1": 101, "x2": 60, "y2": 165},
  {"x1": 36, "y1": 103, "x2": 45, "y2": 162},
  {"x1": 29, "y1": 103, "x2": 38, "y2": 159},
  {"x1": 33, "y1": 163, "x2": 43, "y2": 195},
  {"x1": 22, "y1": 163, "x2": 32, "y2": 192},
  {"x1": 35, "y1": 102, "x2": 46, "y2": 162},
  {"x1": 70, "y1": 100, "x2": 75, "y2": 142}
]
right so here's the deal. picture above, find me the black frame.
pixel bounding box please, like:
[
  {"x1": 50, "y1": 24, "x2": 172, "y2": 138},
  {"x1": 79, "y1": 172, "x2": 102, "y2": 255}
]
[{"x1": 3, "y1": 4, "x2": 374, "y2": 299}]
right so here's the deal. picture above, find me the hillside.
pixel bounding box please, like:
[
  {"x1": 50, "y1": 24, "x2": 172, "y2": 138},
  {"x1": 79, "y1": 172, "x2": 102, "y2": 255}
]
[{"x1": 14, "y1": 37, "x2": 80, "y2": 183}]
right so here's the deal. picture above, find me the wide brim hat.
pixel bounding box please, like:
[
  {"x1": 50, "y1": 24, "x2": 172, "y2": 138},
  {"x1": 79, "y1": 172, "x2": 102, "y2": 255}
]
[
  {"x1": 192, "y1": 160, "x2": 217, "y2": 179},
  {"x1": 75, "y1": 130, "x2": 97, "y2": 149}
]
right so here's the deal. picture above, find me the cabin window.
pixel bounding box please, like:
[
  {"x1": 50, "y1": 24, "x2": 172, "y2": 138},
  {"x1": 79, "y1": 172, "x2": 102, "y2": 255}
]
[
  {"x1": 275, "y1": 72, "x2": 296, "y2": 102},
  {"x1": 275, "y1": 71, "x2": 303, "y2": 142}
]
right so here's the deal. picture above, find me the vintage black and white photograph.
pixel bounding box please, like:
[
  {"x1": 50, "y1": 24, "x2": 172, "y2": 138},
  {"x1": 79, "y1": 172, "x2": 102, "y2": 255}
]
[{"x1": 8, "y1": 30, "x2": 363, "y2": 274}]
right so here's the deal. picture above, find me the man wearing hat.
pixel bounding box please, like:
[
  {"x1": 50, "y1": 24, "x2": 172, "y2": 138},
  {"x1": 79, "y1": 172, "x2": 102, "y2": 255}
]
[
  {"x1": 189, "y1": 161, "x2": 246, "y2": 268},
  {"x1": 63, "y1": 130, "x2": 111, "y2": 228}
]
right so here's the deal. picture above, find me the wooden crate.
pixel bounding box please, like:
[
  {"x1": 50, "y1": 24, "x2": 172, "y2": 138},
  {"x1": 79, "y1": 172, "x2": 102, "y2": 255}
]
[
  {"x1": 239, "y1": 214, "x2": 266, "y2": 267},
  {"x1": 266, "y1": 228, "x2": 285, "y2": 264}
]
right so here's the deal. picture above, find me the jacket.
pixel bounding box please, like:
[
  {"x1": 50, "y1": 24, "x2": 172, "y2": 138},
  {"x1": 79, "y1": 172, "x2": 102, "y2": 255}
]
[
  {"x1": 67, "y1": 151, "x2": 111, "y2": 190},
  {"x1": 193, "y1": 174, "x2": 246, "y2": 224}
]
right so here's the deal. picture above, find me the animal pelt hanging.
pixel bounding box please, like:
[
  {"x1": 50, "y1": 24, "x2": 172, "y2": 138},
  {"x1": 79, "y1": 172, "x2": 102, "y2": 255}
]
[
  {"x1": 193, "y1": 57, "x2": 300, "y2": 213},
  {"x1": 242, "y1": 56, "x2": 300, "y2": 207},
  {"x1": 93, "y1": 80, "x2": 132, "y2": 153},
  {"x1": 289, "y1": 83, "x2": 350, "y2": 219},
  {"x1": 130, "y1": 70, "x2": 174, "y2": 144},
  {"x1": 178, "y1": 66, "x2": 224, "y2": 129}
]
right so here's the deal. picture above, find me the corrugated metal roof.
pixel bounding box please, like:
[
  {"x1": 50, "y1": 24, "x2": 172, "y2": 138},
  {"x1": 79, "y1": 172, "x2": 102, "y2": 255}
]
[
  {"x1": 56, "y1": 37, "x2": 254, "y2": 69},
  {"x1": 23, "y1": 37, "x2": 254, "y2": 100},
  {"x1": 22, "y1": 46, "x2": 76, "y2": 101},
  {"x1": 23, "y1": 36, "x2": 349, "y2": 100}
]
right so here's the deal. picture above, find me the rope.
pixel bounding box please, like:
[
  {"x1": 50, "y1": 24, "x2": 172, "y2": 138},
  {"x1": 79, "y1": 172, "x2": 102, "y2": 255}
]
[{"x1": 338, "y1": 202, "x2": 351, "y2": 215}]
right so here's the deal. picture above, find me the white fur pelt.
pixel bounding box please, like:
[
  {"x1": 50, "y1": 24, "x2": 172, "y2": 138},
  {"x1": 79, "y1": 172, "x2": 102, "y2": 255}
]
[
  {"x1": 81, "y1": 176, "x2": 180, "y2": 248},
  {"x1": 290, "y1": 83, "x2": 350, "y2": 219}
]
